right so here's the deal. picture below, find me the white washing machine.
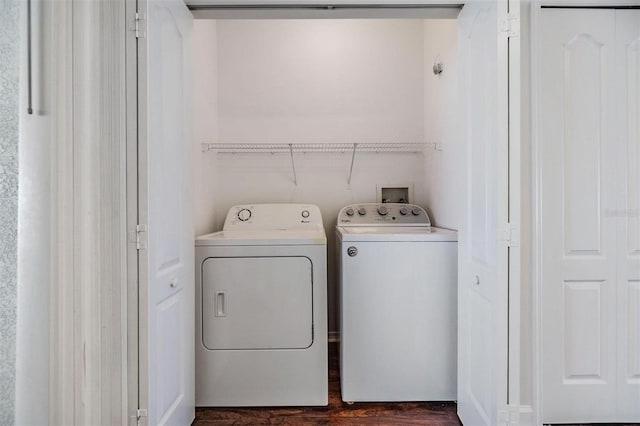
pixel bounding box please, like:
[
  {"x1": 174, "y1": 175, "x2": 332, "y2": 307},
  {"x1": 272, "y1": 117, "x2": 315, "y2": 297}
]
[
  {"x1": 336, "y1": 203, "x2": 457, "y2": 402},
  {"x1": 195, "y1": 204, "x2": 328, "y2": 407}
]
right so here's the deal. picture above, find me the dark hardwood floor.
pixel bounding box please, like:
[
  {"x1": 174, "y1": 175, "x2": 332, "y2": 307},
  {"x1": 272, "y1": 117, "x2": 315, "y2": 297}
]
[{"x1": 193, "y1": 342, "x2": 461, "y2": 425}]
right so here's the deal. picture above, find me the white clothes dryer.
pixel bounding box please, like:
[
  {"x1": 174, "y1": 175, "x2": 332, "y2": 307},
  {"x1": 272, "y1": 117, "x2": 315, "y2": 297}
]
[
  {"x1": 195, "y1": 204, "x2": 327, "y2": 407},
  {"x1": 336, "y1": 203, "x2": 457, "y2": 403}
]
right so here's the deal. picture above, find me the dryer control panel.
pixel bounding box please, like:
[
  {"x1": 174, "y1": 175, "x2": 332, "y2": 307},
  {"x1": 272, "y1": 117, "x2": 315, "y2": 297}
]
[
  {"x1": 223, "y1": 204, "x2": 323, "y2": 230},
  {"x1": 338, "y1": 203, "x2": 431, "y2": 227}
]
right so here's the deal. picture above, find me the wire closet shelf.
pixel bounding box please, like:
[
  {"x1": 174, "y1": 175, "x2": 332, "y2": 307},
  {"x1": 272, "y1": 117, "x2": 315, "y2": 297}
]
[
  {"x1": 200, "y1": 142, "x2": 436, "y2": 154},
  {"x1": 200, "y1": 142, "x2": 440, "y2": 186}
]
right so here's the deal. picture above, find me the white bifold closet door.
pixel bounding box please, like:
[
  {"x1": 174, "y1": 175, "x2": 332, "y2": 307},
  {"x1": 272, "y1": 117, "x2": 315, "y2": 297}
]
[
  {"x1": 137, "y1": 0, "x2": 195, "y2": 424},
  {"x1": 456, "y1": 1, "x2": 512, "y2": 425},
  {"x1": 539, "y1": 8, "x2": 640, "y2": 424},
  {"x1": 616, "y1": 9, "x2": 640, "y2": 422}
]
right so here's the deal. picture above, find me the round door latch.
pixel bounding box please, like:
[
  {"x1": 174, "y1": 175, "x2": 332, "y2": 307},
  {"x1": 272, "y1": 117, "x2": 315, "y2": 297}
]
[{"x1": 347, "y1": 246, "x2": 358, "y2": 257}]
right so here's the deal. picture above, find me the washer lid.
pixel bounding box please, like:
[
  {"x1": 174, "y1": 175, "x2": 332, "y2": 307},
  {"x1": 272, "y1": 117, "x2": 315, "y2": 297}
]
[
  {"x1": 196, "y1": 229, "x2": 327, "y2": 246},
  {"x1": 336, "y1": 226, "x2": 457, "y2": 242}
]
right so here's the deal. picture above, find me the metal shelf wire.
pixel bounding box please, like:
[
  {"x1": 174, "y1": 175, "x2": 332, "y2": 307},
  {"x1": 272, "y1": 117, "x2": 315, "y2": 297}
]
[{"x1": 200, "y1": 142, "x2": 440, "y2": 186}]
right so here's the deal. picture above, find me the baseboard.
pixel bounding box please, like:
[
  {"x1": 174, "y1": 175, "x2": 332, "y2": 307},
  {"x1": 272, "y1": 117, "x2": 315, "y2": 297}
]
[{"x1": 328, "y1": 331, "x2": 340, "y2": 343}]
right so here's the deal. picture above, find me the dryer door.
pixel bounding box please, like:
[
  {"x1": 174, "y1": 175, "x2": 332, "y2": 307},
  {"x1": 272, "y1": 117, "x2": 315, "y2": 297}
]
[{"x1": 201, "y1": 256, "x2": 313, "y2": 350}]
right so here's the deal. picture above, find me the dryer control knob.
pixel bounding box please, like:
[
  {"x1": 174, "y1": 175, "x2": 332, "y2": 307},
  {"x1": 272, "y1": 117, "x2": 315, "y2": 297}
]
[
  {"x1": 411, "y1": 208, "x2": 421, "y2": 216},
  {"x1": 301, "y1": 210, "x2": 310, "y2": 218},
  {"x1": 399, "y1": 207, "x2": 409, "y2": 216},
  {"x1": 358, "y1": 207, "x2": 367, "y2": 216},
  {"x1": 345, "y1": 208, "x2": 354, "y2": 216},
  {"x1": 237, "y1": 208, "x2": 252, "y2": 221},
  {"x1": 377, "y1": 206, "x2": 389, "y2": 216}
]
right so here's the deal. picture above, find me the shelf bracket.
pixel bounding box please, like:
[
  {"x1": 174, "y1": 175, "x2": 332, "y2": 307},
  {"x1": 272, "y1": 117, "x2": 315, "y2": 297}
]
[
  {"x1": 347, "y1": 143, "x2": 358, "y2": 185},
  {"x1": 289, "y1": 144, "x2": 298, "y2": 186}
]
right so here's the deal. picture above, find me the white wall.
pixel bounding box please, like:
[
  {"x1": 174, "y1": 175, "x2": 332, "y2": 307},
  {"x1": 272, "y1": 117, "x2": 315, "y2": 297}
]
[
  {"x1": 193, "y1": 20, "x2": 219, "y2": 236},
  {"x1": 520, "y1": 1, "x2": 533, "y2": 412},
  {"x1": 0, "y1": 0, "x2": 19, "y2": 423},
  {"x1": 193, "y1": 18, "x2": 458, "y2": 333},
  {"x1": 215, "y1": 19, "x2": 426, "y2": 143},
  {"x1": 422, "y1": 19, "x2": 460, "y2": 230}
]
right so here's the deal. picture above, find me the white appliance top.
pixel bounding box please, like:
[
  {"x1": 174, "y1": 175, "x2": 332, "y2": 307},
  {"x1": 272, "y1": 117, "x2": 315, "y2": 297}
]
[
  {"x1": 196, "y1": 204, "x2": 326, "y2": 246},
  {"x1": 336, "y1": 203, "x2": 457, "y2": 242}
]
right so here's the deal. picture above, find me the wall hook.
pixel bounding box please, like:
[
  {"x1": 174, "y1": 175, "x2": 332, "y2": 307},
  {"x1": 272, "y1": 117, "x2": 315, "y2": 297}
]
[{"x1": 433, "y1": 56, "x2": 444, "y2": 76}]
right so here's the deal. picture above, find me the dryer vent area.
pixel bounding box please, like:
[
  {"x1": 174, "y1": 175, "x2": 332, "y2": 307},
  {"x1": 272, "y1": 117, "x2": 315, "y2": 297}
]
[{"x1": 190, "y1": 17, "x2": 462, "y2": 336}]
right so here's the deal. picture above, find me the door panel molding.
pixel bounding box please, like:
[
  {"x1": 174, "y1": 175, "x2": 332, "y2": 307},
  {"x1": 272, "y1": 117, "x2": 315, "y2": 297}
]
[
  {"x1": 627, "y1": 281, "x2": 640, "y2": 381},
  {"x1": 562, "y1": 280, "x2": 606, "y2": 381},
  {"x1": 561, "y1": 33, "x2": 604, "y2": 256}
]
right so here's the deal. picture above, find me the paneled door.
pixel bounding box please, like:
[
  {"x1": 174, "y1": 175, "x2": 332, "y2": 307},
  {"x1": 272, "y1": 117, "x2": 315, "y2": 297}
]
[
  {"x1": 456, "y1": 1, "x2": 514, "y2": 424},
  {"x1": 539, "y1": 8, "x2": 640, "y2": 423},
  {"x1": 136, "y1": 0, "x2": 195, "y2": 424},
  {"x1": 615, "y1": 9, "x2": 640, "y2": 422}
]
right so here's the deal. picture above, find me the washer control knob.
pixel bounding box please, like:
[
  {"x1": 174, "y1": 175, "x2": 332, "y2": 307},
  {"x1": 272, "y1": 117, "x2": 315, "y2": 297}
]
[
  {"x1": 345, "y1": 208, "x2": 354, "y2": 216},
  {"x1": 237, "y1": 208, "x2": 252, "y2": 221},
  {"x1": 399, "y1": 207, "x2": 409, "y2": 216},
  {"x1": 301, "y1": 210, "x2": 310, "y2": 218},
  {"x1": 377, "y1": 206, "x2": 389, "y2": 216},
  {"x1": 411, "y1": 208, "x2": 421, "y2": 216},
  {"x1": 358, "y1": 207, "x2": 367, "y2": 216}
]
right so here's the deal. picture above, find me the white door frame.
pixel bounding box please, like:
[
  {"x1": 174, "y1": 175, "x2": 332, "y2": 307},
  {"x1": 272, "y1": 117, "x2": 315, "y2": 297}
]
[
  {"x1": 46, "y1": 0, "x2": 131, "y2": 424},
  {"x1": 530, "y1": 5, "x2": 551, "y2": 423},
  {"x1": 506, "y1": 0, "x2": 523, "y2": 423},
  {"x1": 125, "y1": 0, "x2": 140, "y2": 424},
  {"x1": 497, "y1": 1, "x2": 524, "y2": 423},
  {"x1": 118, "y1": 1, "x2": 521, "y2": 424}
]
